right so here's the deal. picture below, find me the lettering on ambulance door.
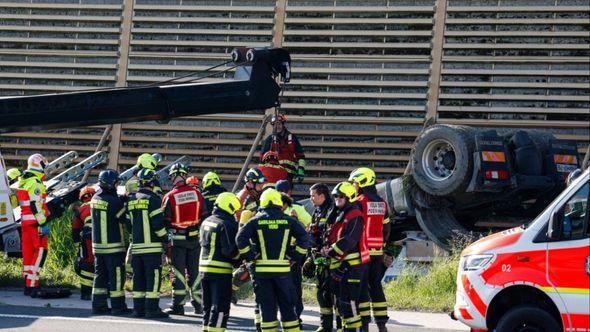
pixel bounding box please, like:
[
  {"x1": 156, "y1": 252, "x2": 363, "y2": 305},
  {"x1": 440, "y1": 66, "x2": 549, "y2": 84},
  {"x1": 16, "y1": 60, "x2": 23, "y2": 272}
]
[{"x1": 545, "y1": 181, "x2": 589, "y2": 330}]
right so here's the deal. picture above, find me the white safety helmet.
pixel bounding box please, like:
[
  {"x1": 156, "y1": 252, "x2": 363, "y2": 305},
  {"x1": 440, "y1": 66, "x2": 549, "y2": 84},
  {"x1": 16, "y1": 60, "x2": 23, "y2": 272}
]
[{"x1": 27, "y1": 153, "x2": 47, "y2": 172}]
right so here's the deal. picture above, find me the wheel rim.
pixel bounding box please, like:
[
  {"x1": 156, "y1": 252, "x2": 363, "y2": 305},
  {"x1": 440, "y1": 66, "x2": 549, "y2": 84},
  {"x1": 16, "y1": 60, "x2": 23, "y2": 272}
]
[{"x1": 421, "y1": 139, "x2": 456, "y2": 182}]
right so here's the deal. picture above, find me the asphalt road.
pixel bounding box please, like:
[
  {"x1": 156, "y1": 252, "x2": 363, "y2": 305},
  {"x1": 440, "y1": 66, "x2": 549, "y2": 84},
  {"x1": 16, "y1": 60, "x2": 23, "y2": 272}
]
[{"x1": 0, "y1": 290, "x2": 469, "y2": 331}]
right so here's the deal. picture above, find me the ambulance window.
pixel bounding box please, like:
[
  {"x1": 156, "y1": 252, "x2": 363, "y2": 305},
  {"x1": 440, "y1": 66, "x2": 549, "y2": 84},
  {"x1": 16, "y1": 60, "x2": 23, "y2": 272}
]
[{"x1": 558, "y1": 182, "x2": 589, "y2": 241}]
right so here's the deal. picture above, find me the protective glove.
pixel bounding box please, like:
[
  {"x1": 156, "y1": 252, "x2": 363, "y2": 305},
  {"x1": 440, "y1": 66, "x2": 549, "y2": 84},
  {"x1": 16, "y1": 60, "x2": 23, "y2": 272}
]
[
  {"x1": 383, "y1": 253, "x2": 394, "y2": 268},
  {"x1": 302, "y1": 257, "x2": 315, "y2": 279},
  {"x1": 295, "y1": 167, "x2": 305, "y2": 183},
  {"x1": 38, "y1": 224, "x2": 50, "y2": 236}
]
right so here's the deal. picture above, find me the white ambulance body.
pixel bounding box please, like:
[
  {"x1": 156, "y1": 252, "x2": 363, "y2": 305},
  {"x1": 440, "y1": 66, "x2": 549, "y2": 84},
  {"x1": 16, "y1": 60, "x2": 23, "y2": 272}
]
[{"x1": 453, "y1": 169, "x2": 589, "y2": 332}]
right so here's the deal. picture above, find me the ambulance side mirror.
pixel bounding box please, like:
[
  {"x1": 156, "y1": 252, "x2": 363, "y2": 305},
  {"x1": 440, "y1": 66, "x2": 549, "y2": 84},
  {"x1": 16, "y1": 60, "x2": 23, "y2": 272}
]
[{"x1": 547, "y1": 209, "x2": 563, "y2": 240}]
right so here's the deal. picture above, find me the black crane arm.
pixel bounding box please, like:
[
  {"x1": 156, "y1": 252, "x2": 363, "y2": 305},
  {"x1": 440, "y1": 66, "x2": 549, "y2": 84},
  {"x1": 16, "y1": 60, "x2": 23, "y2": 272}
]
[{"x1": 0, "y1": 47, "x2": 291, "y2": 133}]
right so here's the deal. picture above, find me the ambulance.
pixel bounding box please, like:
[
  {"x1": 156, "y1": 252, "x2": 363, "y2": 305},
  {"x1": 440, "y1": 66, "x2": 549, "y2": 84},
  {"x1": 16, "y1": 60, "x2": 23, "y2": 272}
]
[{"x1": 452, "y1": 168, "x2": 589, "y2": 332}]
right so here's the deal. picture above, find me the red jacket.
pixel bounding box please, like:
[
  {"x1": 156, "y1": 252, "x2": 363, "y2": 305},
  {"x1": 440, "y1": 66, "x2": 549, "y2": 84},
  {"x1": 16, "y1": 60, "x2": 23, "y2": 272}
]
[
  {"x1": 261, "y1": 130, "x2": 305, "y2": 174},
  {"x1": 163, "y1": 182, "x2": 207, "y2": 233},
  {"x1": 357, "y1": 193, "x2": 389, "y2": 253},
  {"x1": 258, "y1": 163, "x2": 289, "y2": 186},
  {"x1": 72, "y1": 202, "x2": 94, "y2": 263}
]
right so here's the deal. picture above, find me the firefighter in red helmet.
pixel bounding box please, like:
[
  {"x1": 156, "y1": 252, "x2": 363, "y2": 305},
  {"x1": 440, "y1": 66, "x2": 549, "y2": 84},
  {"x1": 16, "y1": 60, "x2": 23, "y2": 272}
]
[{"x1": 72, "y1": 186, "x2": 96, "y2": 300}]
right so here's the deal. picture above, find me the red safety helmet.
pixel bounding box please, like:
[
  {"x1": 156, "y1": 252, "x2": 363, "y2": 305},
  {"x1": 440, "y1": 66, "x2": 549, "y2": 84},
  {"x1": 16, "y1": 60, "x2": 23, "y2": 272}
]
[
  {"x1": 262, "y1": 151, "x2": 279, "y2": 164},
  {"x1": 270, "y1": 113, "x2": 287, "y2": 125},
  {"x1": 187, "y1": 176, "x2": 199, "y2": 187},
  {"x1": 79, "y1": 186, "x2": 96, "y2": 202}
]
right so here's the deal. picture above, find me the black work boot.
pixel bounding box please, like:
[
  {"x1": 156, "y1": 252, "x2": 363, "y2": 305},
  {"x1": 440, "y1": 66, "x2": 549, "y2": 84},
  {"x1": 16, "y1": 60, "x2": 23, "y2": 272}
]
[
  {"x1": 91, "y1": 306, "x2": 111, "y2": 315},
  {"x1": 111, "y1": 306, "x2": 133, "y2": 316},
  {"x1": 23, "y1": 287, "x2": 32, "y2": 296},
  {"x1": 377, "y1": 322, "x2": 388, "y2": 332},
  {"x1": 192, "y1": 301, "x2": 203, "y2": 315},
  {"x1": 145, "y1": 309, "x2": 170, "y2": 319},
  {"x1": 164, "y1": 305, "x2": 185, "y2": 316}
]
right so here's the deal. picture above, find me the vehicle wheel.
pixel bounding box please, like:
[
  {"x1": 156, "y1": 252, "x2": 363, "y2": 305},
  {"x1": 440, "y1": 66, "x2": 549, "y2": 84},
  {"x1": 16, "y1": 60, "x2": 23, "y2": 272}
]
[
  {"x1": 412, "y1": 124, "x2": 475, "y2": 196},
  {"x1": 495, "y1": 306, "x2": 560, "y2": 332}
]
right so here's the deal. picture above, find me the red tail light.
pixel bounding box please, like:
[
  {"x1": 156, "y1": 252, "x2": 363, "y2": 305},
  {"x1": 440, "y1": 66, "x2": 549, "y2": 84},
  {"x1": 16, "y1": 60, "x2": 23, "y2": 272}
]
[{"x1": 485, "y1": 170, "x2": 509, "y2": 180}]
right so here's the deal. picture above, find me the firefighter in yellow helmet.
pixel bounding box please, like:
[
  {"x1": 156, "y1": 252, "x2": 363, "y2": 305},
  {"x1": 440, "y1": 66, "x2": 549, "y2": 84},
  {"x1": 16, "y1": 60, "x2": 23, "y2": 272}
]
[
  {"x1": 201, "y1": 171, "x2": 228, "y2": 217},
  {"x1": 236, "y1": 188, "x2": 310, "y2": 332},
  {"x1": 135, "y1": 153, "x2": 162, "y2": 196},
  {"x1": 321, "y1": 181, "x2": 368, "y2": 332},
  {"x1": 348, "y1": 167, "x2": 391, "y2": 332},
  {"x1": 199, "y1": 192, "x2": 241, "y2": 332}
]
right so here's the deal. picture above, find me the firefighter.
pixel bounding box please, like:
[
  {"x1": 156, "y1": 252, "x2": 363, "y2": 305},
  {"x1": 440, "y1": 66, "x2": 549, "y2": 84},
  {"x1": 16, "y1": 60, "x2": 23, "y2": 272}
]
[
  {"x1": 162, "y1": 163, "x2": 207, "y2": 315},
  {"x1": 186, "y1": 176, "x2": 199, "y2": 188},
  {"x1": 322, "y1": 182, "x2": 368, "y2": 332},
  {"x1": 236, "y1": 188, "x2": 310, "y2": 332},
  {"x1": 16, "y1": 154, "x2": 49, "y2": 296},
  {"x1": 199, "y1": 192, "x2": 241, "y2": 332},
  {"x1": 72, "y1": 186, "x2": 96, "y2": 301},
  {"x1": 276, "y1": 180, "x2": 311, "y2": 227},
  {"x1": 258, "y1": 151, "x2": 289, "y2": 187},
  {"x1": 303, "y1": 183, "x2": 337, "y2": 332},
  {"x1": 236, "y1": 167, "x2": 267, "y2": 223},
  {"x1": 127, "y1": 168, "x2": 170, "y2": 318},
  {"x1": 260, "y1": 113, "x2": 306, "y2": 183},
  {"x1": 6, "y1": 168, "x2": 21, "y2": 209},
  {"x1": 135, "y1": 153, "x2": 162, "y2": 196},
  {"x1": 91, "y1": 169, "x2": 130, "y2": 315},
  {"x1": 348, "y1": 167, "x2": 391, "y2": 332},
  {"x1": 201, "y1": 171, "x2": 227, "y2": 216}
]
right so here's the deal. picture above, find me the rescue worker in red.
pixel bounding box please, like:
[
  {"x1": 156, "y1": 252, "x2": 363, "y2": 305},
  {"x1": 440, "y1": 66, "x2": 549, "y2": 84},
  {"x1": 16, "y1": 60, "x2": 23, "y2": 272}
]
[
  {"x1": 7, "y1": 168, "x2": 21, "y2": 209},
  {"x1": 260, "y1": 113, "x2": 306, "y2": 183},
  {"x1": 72, "y1": 186, "x2": 96, "y2": 300},
  {"x1": 258, "y1": 151, "x2": 289, "y2": 188},
  {"x1": 17, "y1": 153, "x2": 50, "y2": 296},
  {"x1": 236, "y1": 167, "x2": 267, "y2": 222},
  {"x1": 162, "y1": 163, "x2": 207, "y2": 315},
  {"x1": 236, "y1": 188, "x2": 310, "y2": 332},
  {"x1": 348, "y1": 167, "x2": 391, "y2": 332},
  {"x1": 199, "y1": 192, "x2": 241, "y2": 332},
  {"x1": 321, "y1": 181, "x2": 368, "y2": 332}
]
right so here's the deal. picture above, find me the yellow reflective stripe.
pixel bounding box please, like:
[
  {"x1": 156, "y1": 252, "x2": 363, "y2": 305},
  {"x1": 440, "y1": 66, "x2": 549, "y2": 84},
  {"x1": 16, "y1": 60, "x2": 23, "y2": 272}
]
[
  {"x1": 261, "y1": 321, "x2": 279, "y2": 328},
  {"x1": 93, "y1": 242, "x2": 126, "y2": 249},
  {"x1": 232, "y1": 253, "x2": 240, "y2": 260},
  {"x1": 173, "y1": 289, "x2": 187, "y2": 295},
  {"x1": 133, "y1": 291, "x2": 146, "y2": 298},
  {"x1": 188, "y1": 230, "x2": 199, "y2": 237},
  {"x1": 200, "y1": 266, "x2": 233, "y2": 274},
  {"x1": 255, "y1": 259, "x2": 290, "y2": 265},
  {"x1": 332, "y1": 244, "x2": 344, "y2": 256},
  {"x1": 100, "y1": 210, "x2": 107, "y2": 244},
  {"x1": 257, "y1": 229, "x2": 268, "y2": 260},
  {"x1": 155, "y1": 228, "x2": 167, "y2": 237},
  {"x1": 110, "y1": 290, "x2": 124, "y2": 298},
  {"x1": 115, "y1": 266, "x2": 122, "y2": 293},
  {"x1": 93, "y1": 288, "x2": 108, "y2": 295},
  {"x1": 540, "y1": 286, "x2": 590, "y2": 295},
  {"x1": 173, "y1": 235, "x2": 187, "y2": 241},
  {"x1": 80, "y1": 270, "x2": 95, "y2": 278},
  {"x1": 348, "y1": 279, "x2": 361, "y2": 283},
  {"x1": 116, "y1": 207, "x2": 125, "y2": 218},
  {"x1": 372, "y1": 310, "x2": 389, "y2": 316},
  {"x1": 371, "y1": 301, "x2": 387, "y2": 307},
  {"x1": 132, "y1": 247, "x2": 164, "y2": 254},
  {"x1": 239, "y1": 246, "x2": 250, "y2": 254},
  {"x1": 208, "y1": 327, "x2": 225, "y2": 332},
  {"x1": 255, "y1": 266, "x2": 291, "y2": 273},
  {"x1": 369, "y1": 249, "x2": 383, "y2": 256},
  {"x1": 295, "y1": 246, "x2": 307, "y2": 255},
  {"x1": 279, "y1": 229, "x2": 290, "y2": 260},
  {"x1": 84, "y1": 215, "x2": 92, "y2": 223},
  {"x1": 209, "y1": 233, "x2": 217, "y2": 261},
  {"x1": 282, "y1": 320, "x2": 300, "y2": 328},
  {"x1": 383, "y1": 217, "x2": 390, "y2": 224},
  {"x1": 149, "y1": 208, "x2": 163, "y2": 218},
  {"x1": 79, "y1": 278, "x2": 94, "y2": 287},
  {"x1": 142, "y1": 210, "x2": 151, "y2": 243},
  {"x1": 199, "y1": 260, "x2": 232, "y2": 268},
  {"x1": 145, "y1": 268, "x2": 160, "y2": 298},
  {"x1": 359, "y1": 302, "x2": 370, "y2": 308},
  {"x1": 93, "y1": 247, "x2": 126, "y2": 254},
  {"x1": 320, "y1": 307, "x2": 333, "y2": 315}
]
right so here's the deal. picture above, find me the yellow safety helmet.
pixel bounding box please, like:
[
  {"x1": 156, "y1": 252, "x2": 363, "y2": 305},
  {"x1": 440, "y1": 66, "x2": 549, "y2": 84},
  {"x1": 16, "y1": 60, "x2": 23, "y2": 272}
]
[
  {"x1": 259, "y1": 188, "x2": 283, "y2": 208},
  {"x1": 331, "y1": 182, "x2": 358, "y2": 202},
  {"x1": 137, "y1": 153, "x2": 157, "y2": 170},
  {"x1": 6, "y1": 168, "x2": 21, "y2": 184},
  {"x1": 348, "y1": 167, "x2": 376, "y2": 188},
  {"x1": 202, "y1": 171, "x2": 222, "y2": 189},
  {"x1": 215, "y1": 192, "x2": 241, "y2": 215}
]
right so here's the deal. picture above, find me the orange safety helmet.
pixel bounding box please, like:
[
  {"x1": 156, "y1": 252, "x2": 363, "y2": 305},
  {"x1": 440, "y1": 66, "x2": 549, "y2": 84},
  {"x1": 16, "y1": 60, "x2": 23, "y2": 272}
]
[
  {"x1": 186, "y1": 176, "x2": 199, "y2": 187},
  {"x1": 79, "y1": 186, "x2": 96, "y2": 202},
  {"x1": 262, "y1": 151, "x2": 279, "y2": 164}
]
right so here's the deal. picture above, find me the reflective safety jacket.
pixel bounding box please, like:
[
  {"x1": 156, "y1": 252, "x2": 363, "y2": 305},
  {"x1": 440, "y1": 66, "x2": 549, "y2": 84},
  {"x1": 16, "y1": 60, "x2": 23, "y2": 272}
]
[
  {"x1": 199, "y1": 208, "x2": 240, "y2": 277},
  {"x1": 327, "y1": 204, "x2": 369, "y2": 268},
  {"x1": 261, "y1": 130, "x2": 305, "y2": 175},
  {"x1": 126, "y1": 188, "x2": 167, "y2": 255},
  {"x1": 257, "y1": 163, "x2": 288, "y2": 187},
  {"x1": 236, "y1": 187, "x2": 259, "y2": 222},
  {"x1": 236, "y1": 206, "x2": 310, "y2": 278},
  {"x1": 91, "y1": 188, "x2": 127, "y2": 255},
  {"x1": 202, "y1": 184, "x2": 227, "y2": 216},
  {"x1": 72, "y1": 202, "x2": 94, "y2": 263},
  {"x1": 162, "y1": 181, "x2": 207, "y2": 241},
  {"x1": 285, "y1": 203, "x2": 312, "y2": 227},
  {"x1": 16, "y1": 170, "x2": 48, "y2": 227},
  {"x1": 357, "y1": 188, "x2": 390, "y2": 256}
]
